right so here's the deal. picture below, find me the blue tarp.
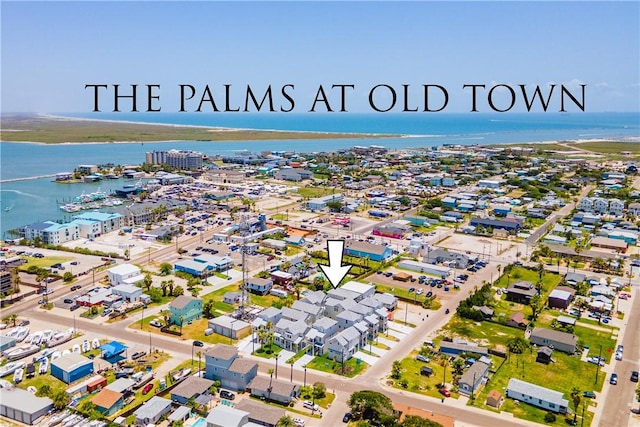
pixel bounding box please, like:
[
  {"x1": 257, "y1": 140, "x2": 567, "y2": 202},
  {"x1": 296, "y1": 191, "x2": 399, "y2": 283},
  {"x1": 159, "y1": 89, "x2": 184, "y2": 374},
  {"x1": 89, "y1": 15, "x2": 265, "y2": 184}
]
[{"x1": 100, "y1": 341, "x2": 128, "y2": 358}]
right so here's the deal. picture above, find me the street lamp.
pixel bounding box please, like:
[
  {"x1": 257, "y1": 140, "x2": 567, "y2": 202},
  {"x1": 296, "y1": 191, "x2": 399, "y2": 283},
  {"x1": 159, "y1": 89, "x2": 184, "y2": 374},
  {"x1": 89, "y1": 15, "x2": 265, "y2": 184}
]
[
  {"x1": 275, "y1": 355, "x2": 279, "y2": 379},
  {"x1": 290, "y1": 362, "x2": 294, "y2": 382},
  {"x1": 191, "y1": 342, "x2": 196, "y2": 366}
]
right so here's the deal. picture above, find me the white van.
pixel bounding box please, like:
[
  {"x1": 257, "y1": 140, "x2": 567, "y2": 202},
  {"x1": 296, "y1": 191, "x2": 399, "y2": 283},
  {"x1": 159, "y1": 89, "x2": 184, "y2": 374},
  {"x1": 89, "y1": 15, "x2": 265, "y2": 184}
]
[{"x1": 303, "y1": 400, "x2": 319, "y2": 411}]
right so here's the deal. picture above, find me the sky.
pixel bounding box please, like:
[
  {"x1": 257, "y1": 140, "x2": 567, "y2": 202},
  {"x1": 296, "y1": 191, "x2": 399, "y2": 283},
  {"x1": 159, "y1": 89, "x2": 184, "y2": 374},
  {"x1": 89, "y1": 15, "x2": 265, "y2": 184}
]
[{"x1": 1, "y1": 1, "x2": 639, "y2": 113}]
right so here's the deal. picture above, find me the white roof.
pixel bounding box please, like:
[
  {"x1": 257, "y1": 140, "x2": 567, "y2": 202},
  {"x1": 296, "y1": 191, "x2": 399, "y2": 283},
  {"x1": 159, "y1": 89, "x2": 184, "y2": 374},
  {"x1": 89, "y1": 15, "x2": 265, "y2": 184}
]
[
  {"x1": 108, "y1": 264, "x2": 141, "y2": 276},
  {"x1": 112, "y1": 284, "x2": 142, "y2": 294},
  {"x1": 341, "y1": 281, "x2": 375, "y2": 296}
]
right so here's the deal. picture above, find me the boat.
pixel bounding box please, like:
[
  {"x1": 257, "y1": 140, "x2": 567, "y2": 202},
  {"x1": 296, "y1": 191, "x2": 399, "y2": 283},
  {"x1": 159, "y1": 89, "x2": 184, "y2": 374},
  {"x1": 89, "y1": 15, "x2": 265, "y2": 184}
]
[
  {"x1": 34, "y1": 348, "x2": 55, "y2": 363},
  {"x1": 42, "y1": 330, "x2": 53, "y2": 343},
  {"x1": 72, "y1": 344, "x2": 81, "y2": 354},
  {"x1": 48, "y1": 411, "x2": 71, "y2": 427},
  {"x1": 50, "y1": 351, "x2": 61, "y2": 361},
  {"x1": 0, "y1": 361, "x2": 25, "y2": 377},
  {"x1": 14, "y1": 327, "x2": 30, "y2": 342},
  {"x1": 62, "y1": 349, "x2": 71, "y2": 356},
  {"x1": 31, "y1": 331, "x2": 44, "y2": 346},
  {"x1": 13, "y1": 367, "x2": 24, "y2": 384},
  {"x1": 3, "y1": 344, "x2": 40, "y2": 361},
  {"x1": 39, "y1": 357, "x2": 49, "y2": 374},
  {"x1": 47, "y1": 331, "x2": 72, "y2": 348},
  {"x1": 172, "y1": 368, "x2": 191, "y2": 382},
  {"x1": 92, "y1": 338, "x2": 100, "y2": 350},
  {"x1": 4, "y1": 206, "x2": 11, "y2": 212},
  {"x1": 82, "y1": 340, "x2": 90, "y2": 353}
]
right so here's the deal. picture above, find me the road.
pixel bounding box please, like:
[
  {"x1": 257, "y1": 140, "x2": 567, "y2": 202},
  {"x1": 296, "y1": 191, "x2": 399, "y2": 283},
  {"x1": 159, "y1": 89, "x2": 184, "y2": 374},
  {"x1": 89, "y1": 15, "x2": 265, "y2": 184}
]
[
  {"x1": 598, "y1": 270, "x2": 640, "y2": 427},
  {"x1": 525, "y1": 185, "x2": 594, "y2": 245}
]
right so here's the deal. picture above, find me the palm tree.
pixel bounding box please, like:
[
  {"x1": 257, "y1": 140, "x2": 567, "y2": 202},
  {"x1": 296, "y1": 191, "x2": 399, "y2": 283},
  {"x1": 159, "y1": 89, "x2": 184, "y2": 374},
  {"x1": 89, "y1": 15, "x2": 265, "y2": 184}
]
[
  {"x1": 267, "y1": 368, "x2": 274, "y2": 401},
  {"x1": 160, "y1": 281, "x2": 168, "y2": 297},
  {"x1": 570, "y1": 386, "x2": 581, "y2": 425},
  {"x1": 168, "y1": 280, "x2": 175, "y2": 296},
  {"x1": 159, "y1": 262, "x2": 173, "y2": 276},
  {"x1": 537, "y1": 262, "x2": 545, "y2": 280},
  {"x1": 391, "y1": 360, "x2": 402, "y2": 379},
  {"x1": 3, "y1": 314, "x2": 18, "y2": 327},
  {"x1": 160, "y1": 309, "x2": 172, "y2": 326},
  {"x1": 438, "y1": 354, "x2": 449, "y2": 387},
  {"x1": 179, "y1": 316, "x2": 184, "y2": 335},
  {"x1": 496, "y1": 264, "x2": 502, "y2": 283},
  {"x1": 196, "y1": 350, "x2": 203, "y2": 374},
  {"x1": 276, "y1": 415, "x2": 295, "y2": 427},
  {"x1": 451, "y1": 358, "x2": 465, "y2": 377},
  {"x1": 142, "y1": 273, "x2": 153, "y2": 292},
  {"x1": 294, "y1": 284, "x2": 303, "y2": 300},
  {"x1": 173, "y1": 285, "x2": 184, "y2": 296}
]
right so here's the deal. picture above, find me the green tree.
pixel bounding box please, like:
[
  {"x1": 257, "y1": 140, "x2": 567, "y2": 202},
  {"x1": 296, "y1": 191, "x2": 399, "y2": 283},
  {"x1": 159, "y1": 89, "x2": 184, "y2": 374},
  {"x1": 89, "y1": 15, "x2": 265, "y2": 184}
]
[
  {"x1": 348, "y1": 390, "x2": 396, "y2": 426},
  {"x1": 173, "y1": 285, "x2": 184, "y2": 296},
  {"x1": 391, "y1": 360, "x2": 402, "y2": 379},
  {"x1": 142, "y1": 273, "x2": 153, "y2": 292},
  {"x1": 506, "y1": 337, "x2": 529, "y2": 355},
  {"x1": 63, "y1": 271, "x2": 74, "y2": 282},
  {"x1": 451, "y1": 358, "x2": 465, "y2": 376},
  {"x1": 159, "y1": 262, "x2": 173, "y2": 276},
  {"x1": 36, "y1": 384, "x2": 52, "y2": 397},
  {"x1": 52, "y1": 390, "x2": 70, "y2": 410},
  {"x1": 312, "y1": 382, "x2": 326, "y2": 399},
  {"x1": 400, "y1": 415, "x2": 444, "y2": 427},
  {"x1": 79, "y1": 400, "x2": 97, "y2": 415},
  {"x1": 529, "y1": 294, "x2": 545, "y2": 321},
  {"x1": 3, "y1": 314, "x2": 18, "y2": 327}
]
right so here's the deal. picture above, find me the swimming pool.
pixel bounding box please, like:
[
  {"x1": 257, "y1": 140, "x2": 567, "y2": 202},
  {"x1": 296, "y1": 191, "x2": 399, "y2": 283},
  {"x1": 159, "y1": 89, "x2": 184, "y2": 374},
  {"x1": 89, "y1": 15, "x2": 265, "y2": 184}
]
[{"x1": 191, "y1": 417, "x2": 206, "y2": 427}]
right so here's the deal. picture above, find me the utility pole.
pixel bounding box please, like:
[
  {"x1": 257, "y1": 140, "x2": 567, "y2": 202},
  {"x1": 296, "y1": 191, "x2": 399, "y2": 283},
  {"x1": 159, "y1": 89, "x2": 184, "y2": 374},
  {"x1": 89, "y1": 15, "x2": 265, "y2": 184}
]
[{"x1": 595, "y1": 345, "x2": 602, "y2": 384}]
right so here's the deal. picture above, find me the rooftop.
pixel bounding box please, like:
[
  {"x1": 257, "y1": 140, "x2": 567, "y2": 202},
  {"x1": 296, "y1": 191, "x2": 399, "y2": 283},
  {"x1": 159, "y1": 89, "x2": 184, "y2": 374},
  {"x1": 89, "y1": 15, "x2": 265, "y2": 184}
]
[{"x1": 205, "y1": 344, "x2": 238, "y2": 360}]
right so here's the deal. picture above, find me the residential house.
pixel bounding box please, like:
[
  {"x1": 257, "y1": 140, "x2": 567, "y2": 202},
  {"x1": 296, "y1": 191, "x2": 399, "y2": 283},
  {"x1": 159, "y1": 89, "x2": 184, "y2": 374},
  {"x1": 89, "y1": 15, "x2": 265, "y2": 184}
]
[
  {"x1": 327, "y1": 326, "x2": 362, "y2": 362},
  {"x1": 564, "y1": 272, "x2": 585, "y2": 286},
  {"x1": 340, "y1": 281, "x2": 377, "y2": 300},
  {"x1": 336, "y1": 310, "x2": 364, "y2": 331},
  {"x1": 256, "y1": 307, "x2": 282, "y2": 325},
  {"x1": 472, "y1": 306, "x2": 494, "y2": 319},
  {"x1": 506, "y1": 312, "x2": 529, "y2": 329},
  {"x1": 591, "y1": 236, "x2": 628, "y2": 252},
  {"x1": 326, "y1": 287, "x2": 360, "y2": 302},
  {"x1": 547, "y1": 286, "x2": 575, "y2": 309},
  {"x1": 593, "y1": 198, "x2": 609, "y2": 214},
  {"x1": 609, "y1": 199, "x2": 625, "y2": 216},
  {"x1": 505, "y1": 281, "x2": 537, "y2": 305},
  {"x1": 372, "y1": 293, "x2": 397, "y2": 311},
  {"x1": 274, "y1": 318, "x2": 309, "y2": 352},
  {"x1": 133, "y1": 396, "x2": 172, "y2": 425},
  {"x1": 281, "y1": 307, "x2": 309, "y2": 323},
  {"x1": 234, "y1": 399, "x2": 286, "y2": 427},
  {"x1": 223, "y1": 292, "x2": 248, "y2": 305},
  {"x1": 529, "y1": 327, "x2": 577, "y2": 354},
  {"x1": 248, "y1": 376, "x2": 299, "y2": 404},
  {"x1": 439, "y1": 341, "x2": 489, "y2": 356},
  {"x1": 170, "y1": 376, "x2": 214, "y2": 405},
  {"x1": 246, "y1": 278, "x2": 273, "y2": 295},
  {"x1": 306, "y1": 317, "x2": 339, "y2": 355},
  {"x1": 205, "y1": 405, "x2": 249, "y2": 427},
  {"x1": 301, "y1": 290, "x2": 327, "y2": 306},
  {"x1": 506, "y1": 378, "x2": 568, "y2": 414},
  {"x1": 169, "y1": 295, "x2": 202, "y2": 326},
  {"x1": 204, "y1": 344, "x2": 258, "y2": 391},
  {"x1": 291, "y1": 300, "x2": 323, "y2": 323},
  {"x1": 458, "y1": 360, "x2": 491, "y2": 395},
  {"x1": 92, "y1": 389, "x2": 124, "y2": 416}
]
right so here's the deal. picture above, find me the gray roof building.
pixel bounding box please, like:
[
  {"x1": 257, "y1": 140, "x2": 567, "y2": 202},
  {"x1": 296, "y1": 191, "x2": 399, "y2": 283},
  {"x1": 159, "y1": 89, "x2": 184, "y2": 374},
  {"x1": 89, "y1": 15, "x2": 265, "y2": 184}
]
[
  {"x1": 170, "y1": 376, "x2": 214, "y2": 403},
  {"x1": 205, "y1": 344, "x2": 238, "y2": 360},
  {"x1": 205, "y1": 405, "x2": 250, "y2": 427},
  {"x1": 133, "y1": 396, "x2": 172, "y2": 425},
  {"x1": 235, "y1": 399, "x2": 286, "y2": 427},
  {"x1": 0, "y1": 386, "x2": 54, "y2": 425},
  {"x1": 506, "y1": 378, "x2": 569, "y2": 413}
]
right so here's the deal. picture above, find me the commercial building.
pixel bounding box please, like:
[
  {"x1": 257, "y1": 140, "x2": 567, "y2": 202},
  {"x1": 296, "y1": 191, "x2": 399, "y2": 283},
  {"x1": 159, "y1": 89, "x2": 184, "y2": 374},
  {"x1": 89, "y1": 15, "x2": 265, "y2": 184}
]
[
  {"x1": 107, "y1": 264, "x2": 142, "y2": 287},
  {"x1": 208, "y1": 315, "x2": 252, "y2": 339},
  {"x1": 0, "y1": 385, "x2": 54, "y2": 425},
  {"x1": 146, "y1": 149, "x2": 204, "y2": 170},
  {"x1": 50, "y1": 353, "x2": 94, "y2": 384},
  {"x1": 344, "y1": 240, "x2": 393, "y2": 262},
  {"x1": 0, "y1": 271, "x2": 13, "y2": 295},
  {"x1": 307, "y1": 193, "x2": 344, "y2": 211}
]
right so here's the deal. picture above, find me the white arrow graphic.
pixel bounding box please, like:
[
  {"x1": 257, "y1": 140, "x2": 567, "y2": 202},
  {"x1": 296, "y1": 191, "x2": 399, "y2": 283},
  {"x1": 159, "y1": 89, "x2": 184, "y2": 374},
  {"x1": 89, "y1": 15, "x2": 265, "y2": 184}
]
[{"x1": 318, "y1": 240, "x2": 351, "y2": 289}]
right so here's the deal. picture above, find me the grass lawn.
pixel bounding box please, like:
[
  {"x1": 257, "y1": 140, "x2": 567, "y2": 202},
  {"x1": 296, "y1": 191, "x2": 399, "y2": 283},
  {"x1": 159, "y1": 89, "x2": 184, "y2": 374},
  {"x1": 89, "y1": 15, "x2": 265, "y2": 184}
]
[
  {"x1": 391, "y1": 351, "x2": 459, "y2": 399},
  {"x1": 19, "y1": 255, "x2": 73, "y2": 270},
  {"x1": 298, "y1": 388, "x2": 336, "y2": 409},
  {"x1": 201, "y1": 283, "x2": 282, "y2": 310},
  {"x1": 306, "y1": 353, "x2": 368, "y2": 378},
  {"x1": 566, "y1": 140, "x2": 640, "y2": 154},
  {"x1": 494, "y1": 267, "x2": 561, "y2": 295},
  {"x1": 295, "y1": 187, "x2": 335, "y2": 198},
  {"x1": 285, "y1": 247, "x2": 303, "y2": 256},
  {"x1": 18, "y1": 373, "x2": 67, "y2": 395},
  {"x1": 253, "y1": 344, "x2": 283, "y2": 359},
  {"x1": 373, "y1": 282, "x2": 425, "y2": 303},
  {"x1": 469, "y1": 350, "x2": 600, "y2": 427},
  {"x1": 442, "y1": 315, "x2": 521, "y2": 348}
]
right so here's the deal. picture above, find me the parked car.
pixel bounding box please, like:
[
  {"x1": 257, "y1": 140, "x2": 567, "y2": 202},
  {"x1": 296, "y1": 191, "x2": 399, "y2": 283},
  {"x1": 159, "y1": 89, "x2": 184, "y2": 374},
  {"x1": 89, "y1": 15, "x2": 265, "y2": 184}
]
[
  {"x1": 102, "y1": 308, "x2": 113, "y2": 317},
  {"x1": 303, "y1": 400, "x2": 319, "y2": 411},
  {"x1": 71, "y1": 285, "x2": 81, "y2": 291},
  {"x1": 131, "y1": 351, "x2": 146, "y2": 360},
  {"x1": 588, "y1": 356, "x2": 605, "y2": 366},
  {"x1": 293, "y1": 418, "x2": 305, "y2": 427},
  {"x1": 439, "y1": 388, "x2": 451, "y2": 397},
  {"x1": 343, "y1": 413, "x2": 352, "y2": 423},
  {"x1": 220, "y1": 390, "x2": 235, "y2": 400},
  {"x1": 142, "y1": 383, "x2": 154, "y2": 394},
  {"x1": 63, "y1": 298, "x2": 74, "y2": 304},
  {"x1": 149, "y1": 319, "x2": 162, "y2": 327},
  {"x1": 615, "y1": 352, "x2": 623, "y2": 361},
  {"x1": 631, "y1": 371, "x2": 639, "y2": 382},
  {"x1": 408, "y1": 288, "x2": 415, "y2": 293},
  {"x1": 69, "y1": 304, "x2": 80, "y2": 311},
  {"x1": 583, "y1": 391, "x2": 596, "y2": 399},
  {"x1": 610, "y1": 373, "x2": 618, "y2": 385},
  {"x1": 416, "y1": 289, "x2": 424, "y2": 295},
  {"x1": 193, "y1": 340, "x2": 204, "y2": 347},
  {"x1": 416, "y1": 355, "x2": 430, "y2": 363}
]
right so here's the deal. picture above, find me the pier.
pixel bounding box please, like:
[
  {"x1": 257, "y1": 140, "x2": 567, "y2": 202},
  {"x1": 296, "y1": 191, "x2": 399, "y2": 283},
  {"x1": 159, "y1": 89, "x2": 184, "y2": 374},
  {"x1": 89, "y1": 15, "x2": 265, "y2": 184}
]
[{"x1": 0, "y1": 174, "x2": 57, "y2": 183}]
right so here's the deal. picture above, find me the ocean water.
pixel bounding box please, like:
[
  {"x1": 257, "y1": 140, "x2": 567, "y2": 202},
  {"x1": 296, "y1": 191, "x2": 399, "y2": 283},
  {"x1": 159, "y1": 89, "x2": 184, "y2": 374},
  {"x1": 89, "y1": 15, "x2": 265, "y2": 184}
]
[{"x1": 1, "y1": 112, "x2": 638, "y2": 236}]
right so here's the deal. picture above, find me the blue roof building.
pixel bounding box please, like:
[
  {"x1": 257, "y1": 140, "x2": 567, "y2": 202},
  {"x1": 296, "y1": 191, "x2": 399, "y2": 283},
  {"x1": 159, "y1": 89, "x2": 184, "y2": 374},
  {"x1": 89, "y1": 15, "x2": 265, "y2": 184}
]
[{"x1": 50, "y1": 353, "x2": 94, "y2": 384}]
